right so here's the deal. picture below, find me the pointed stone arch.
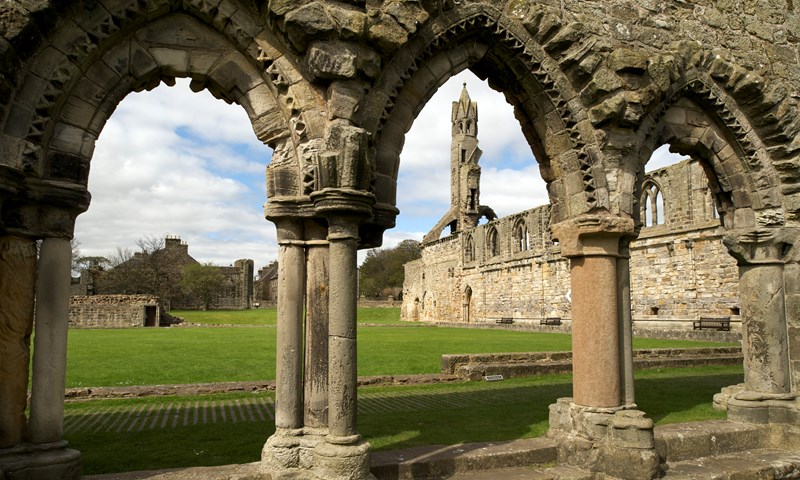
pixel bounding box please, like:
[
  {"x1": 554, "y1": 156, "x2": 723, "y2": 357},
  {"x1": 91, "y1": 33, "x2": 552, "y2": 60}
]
[
  {"x1": 0, "y1": 2, "x2": 315, "y2": 236},
  {"x1": 634, "y1": 72, "x2": 786, "y2": 231},
  {"x1": 365, "y1": 4, "x2": 610, "y2": 235}
]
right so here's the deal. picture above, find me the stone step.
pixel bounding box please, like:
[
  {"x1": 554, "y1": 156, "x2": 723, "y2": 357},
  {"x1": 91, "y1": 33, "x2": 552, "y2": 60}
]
[
  {"x1": 655, "y1": 420, "x2": 771, "y2": 463},
  {"x1": 442, "y1": 465, "x2": 592, "y2": 480},
  {"x1": 663, "y1": 449, "x2": 800, "y2": 479},
  {"x1": 370, "y1": 437, "x2": 557, "y2": 479}
]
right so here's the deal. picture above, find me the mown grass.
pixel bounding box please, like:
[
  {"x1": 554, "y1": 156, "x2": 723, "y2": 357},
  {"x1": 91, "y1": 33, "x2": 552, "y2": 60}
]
[
  {"x1": 66, "y1": 320, "x2": 733, "y2": 387},
  {"x1": 171, "y1": 307, "x2": 405, "y2": 325},
  {"x1": 66, "y1": 365, "x2": 742, "y2": 475}
]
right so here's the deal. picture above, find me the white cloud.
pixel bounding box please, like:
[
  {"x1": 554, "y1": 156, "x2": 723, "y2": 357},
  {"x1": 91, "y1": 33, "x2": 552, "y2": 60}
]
[
  {"x1": 646, "y1": 144, "x2": 688, "y2": 172},
  {"x1": 75, "y1": 79, "x2": 278, "y2": 269},
  {"x1": 77, "y1": 73, "x2": 545, "y2": 269}
]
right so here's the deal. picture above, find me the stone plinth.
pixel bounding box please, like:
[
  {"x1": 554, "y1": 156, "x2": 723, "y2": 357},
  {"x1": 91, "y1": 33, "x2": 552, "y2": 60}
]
[
  {"x1": 548, "y1": 398, "x2": 659, "y2": 480},
  {"x1": 0, "y1": 442, "x2": 81, "y2": 480}
]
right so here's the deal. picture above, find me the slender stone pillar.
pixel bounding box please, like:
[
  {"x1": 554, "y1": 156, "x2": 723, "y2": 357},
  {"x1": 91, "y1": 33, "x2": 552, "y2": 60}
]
[
  {"x1": 313, "y1": 216, "x2": 374, "y2": 480},
  {"x1": 0, "y1": 236, "x2": 37, "y2": 448},
  {"x1": 571, "y1": 253, "x2": 620, "y2": 407},
  {"x1": 719, "y1": 230, "x2": 797, "y2": 426},
  {"x1": 553, "y1": 214, "x2": 633, "y2": 408},
  {"x1": 617, "y1": 238, "x2": 636, "y2": 406},
  {"x1": 262, "y1": 219, "x2": 308, "y2": 475},
  {"x1": 305, "y1": 221, "x2": 329, "y2": 430},
  {"x1": 29, "y1": 237, "x2": 72, "y2": 444},
  {"x1": 548, "y1": 214, "x2": 657, "y2": 480},
  {"x1": 326, "y1": 217, "x2": 360, "y2": 439},
  {"x1": 723, "y1": 230, "x2": 791, "y2": 394},
  {"x1": 274, "y1": 220, "x2": 306, "y2": 431}
]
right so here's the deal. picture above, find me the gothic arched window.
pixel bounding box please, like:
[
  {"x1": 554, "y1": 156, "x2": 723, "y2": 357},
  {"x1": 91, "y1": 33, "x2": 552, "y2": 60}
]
[
  {"x1": 486, "y1": 226, "x2": 498, "y2": 258},
  {"x1": 641, "y1": 180, "x2": 665, "y2": 227},
  {"x1": 464, "y1": 234, "x2": 475, "y2": 262},
  {"x1": 513, "y1": 219, "x2": 528, "y2": 252}
]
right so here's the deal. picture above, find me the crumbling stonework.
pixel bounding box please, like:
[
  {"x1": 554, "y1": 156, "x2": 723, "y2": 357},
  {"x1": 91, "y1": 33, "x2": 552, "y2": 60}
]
[
  {"x1": 68, "y1": 295, "x2": 161, "y2": 328},
  {"x1": 1, "y1": 1, "x2": 799, "y2": 479}
]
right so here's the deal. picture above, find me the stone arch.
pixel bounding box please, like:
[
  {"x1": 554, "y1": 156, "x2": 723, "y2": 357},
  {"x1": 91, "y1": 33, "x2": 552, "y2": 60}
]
[
  {"x1": 486, "y1": 225, "x2": 498, "y2": 258},
  {"x1": 1, "y1": 1, "x2": 314, "y2": 233},
  {"x1": 463, "y1": 285, "x2": 473, "y2": 323},
  {"x1": 632, "y1": 65, "x2": 789, "y2": 231},
  {"x1": 464, "y1": 233, "x2": 475, "y2": 262},
  {"x1": 365, "y1": 4, "x2": 608, "y2": 231}
]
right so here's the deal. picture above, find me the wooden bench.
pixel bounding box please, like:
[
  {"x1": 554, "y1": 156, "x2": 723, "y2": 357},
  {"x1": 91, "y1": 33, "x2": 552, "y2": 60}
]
[
  {"x1": 540, "y1": 317, "x2": 562, "y2": 326},
  {"x1": 693, "y1": 317, "x2": 731, "y2": 331},
  {"x1": 496, "y1": 317, "x2": 514, "y2": 324}
]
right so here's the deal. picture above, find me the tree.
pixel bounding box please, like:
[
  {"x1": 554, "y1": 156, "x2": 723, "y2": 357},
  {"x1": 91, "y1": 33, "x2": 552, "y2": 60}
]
[
  {"x1": 358, "y1": 239, "x2": 421, "y2": 297},
  {"x1": 180, "y1": 263, "x2": 225, "y2": 310}
]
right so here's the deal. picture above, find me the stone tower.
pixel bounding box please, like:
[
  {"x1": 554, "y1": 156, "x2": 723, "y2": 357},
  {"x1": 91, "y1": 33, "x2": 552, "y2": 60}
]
[{"x1": 424, "y1": 84, "x2": 496, "y2": 242}]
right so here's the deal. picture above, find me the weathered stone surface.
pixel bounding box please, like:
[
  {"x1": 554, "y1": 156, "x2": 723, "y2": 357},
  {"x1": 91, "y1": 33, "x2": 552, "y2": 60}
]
[
  {"x1": 0, "y1": 236, "x2": 36, "y2": 448},
  {"x1": 307, "y1": 41, "x2": 380, "y2": 80},
  {"x1": 3, "y1": 1, "x2": 800, "y2": 479}
]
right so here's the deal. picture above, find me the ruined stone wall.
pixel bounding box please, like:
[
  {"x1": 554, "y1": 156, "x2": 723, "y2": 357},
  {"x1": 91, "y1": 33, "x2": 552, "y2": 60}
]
[
  {"x1": 215, "y1": 259, "x2": 254, "y2": 310},
  {"x1": 69, "y1": 294, "x2": 160, "y2": 328},
  {"x1": 403, "y1": 159, "x2": 740, "y2": 326}
]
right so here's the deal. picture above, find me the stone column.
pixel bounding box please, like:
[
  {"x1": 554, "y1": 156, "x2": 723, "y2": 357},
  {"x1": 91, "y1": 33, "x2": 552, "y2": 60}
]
[
  {"x1": 1, "y1": 236, "x2": 81, "y2": 480},
  {"x1": 274, "y1": 220, "x2": 306, "y2": 431},
  {"x1": 314, "y1": 216, "x2": 373, "y2": 480},
  {"x1": 29, "y1": 238, "x2": 72, "y2": 444},
  {"x1": 553, "y1": 215, "x2": 633, "y2": 408},
  {"x1": 262, "y1": 219, "x2": 307, "y2": 473},
  {"x1": 548, "y1": 213, "x2": 658, "y2": 480},
  {"x1": 721, "y1": 229, "x2": 797, "y2": 424},
  {"x1": 326, "y1": 217, "x2": 360, "y2": 439},
  {"x1": 617, "y1": 238, "x2": 636, "y2": 406},
  {"x1": 305, "y1": 221, "x2": 329, "y2": 430},
  {"x1": 0, "y1": 236, "x2": 37, "y2": 449}
]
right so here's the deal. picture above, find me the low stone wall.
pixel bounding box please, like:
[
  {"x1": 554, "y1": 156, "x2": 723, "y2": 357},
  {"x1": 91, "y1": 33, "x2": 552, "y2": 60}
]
[
  {"x1": 69, "y1": 295, "x2": 160, "y2": 328},
  {"x1": 358, "y1": 298, "x2": 402, "y2": 308},
  {"x1": 442, "y1": 347, "x2": 743, "y2": 380}
]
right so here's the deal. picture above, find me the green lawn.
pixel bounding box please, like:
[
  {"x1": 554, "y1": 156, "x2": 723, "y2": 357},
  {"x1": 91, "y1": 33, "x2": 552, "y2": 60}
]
[
  {"x1": 66, "y1": 365, "x2": 742, "y2": 475},
  {"x1": 66, "y1": 321, "x2": 732, "y2": 387},
  {"x1": 170, "y1": 307, "x2": 405, "y2": 325}
]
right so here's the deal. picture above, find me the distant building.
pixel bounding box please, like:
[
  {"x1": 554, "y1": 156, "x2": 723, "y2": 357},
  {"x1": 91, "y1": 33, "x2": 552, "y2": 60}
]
[
  {"x1": 254, "y1": 261, "x2": 279, "y2": 306},
  {"x1": 72, "y1": 236, "x2": 254, "y2": 310}
]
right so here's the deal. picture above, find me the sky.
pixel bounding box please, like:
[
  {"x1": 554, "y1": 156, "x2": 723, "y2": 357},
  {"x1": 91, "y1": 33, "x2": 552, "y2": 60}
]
[{"x1": 74, "y1": 71, "x2": 683, "y2": 269}]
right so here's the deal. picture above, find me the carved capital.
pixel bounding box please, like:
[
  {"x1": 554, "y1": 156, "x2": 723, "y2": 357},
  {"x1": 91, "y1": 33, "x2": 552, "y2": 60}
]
[
  {"x1": 551, "y1": 212, "x2": 635, "y2": 258},
  {"x1": 722, "y1": 228, "x2": 798, "y2": 265}
]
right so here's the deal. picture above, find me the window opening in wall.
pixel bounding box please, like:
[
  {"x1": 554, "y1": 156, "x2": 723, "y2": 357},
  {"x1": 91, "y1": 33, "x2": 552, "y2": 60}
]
[
  {"x1": 730, "y1": 307, "x2": 740, "y2": 316},
  {"x1": 513, "y1": 220, "x2": 528, "y2": 252},
  {"x1": 650, "y1": 306, "x2": 660, "y2": 315},
  {"x1": 487, "y1": 227, "x2": 498, "y2": 257}
]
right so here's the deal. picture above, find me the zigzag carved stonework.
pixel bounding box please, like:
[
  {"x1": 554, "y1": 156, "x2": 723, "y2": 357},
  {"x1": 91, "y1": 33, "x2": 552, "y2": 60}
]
[{"x1": 377, "y1": 10, "x2": 599, "y2": 208}]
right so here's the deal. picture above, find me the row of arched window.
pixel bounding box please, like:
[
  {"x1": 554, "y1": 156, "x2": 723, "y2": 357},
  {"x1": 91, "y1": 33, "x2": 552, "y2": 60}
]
[
  {"x1": 640, "y1": 179, "x2": 719, "y2": 228},
  {"x1": 464, "y1": 217, "x2": 531, "y2": 262}
]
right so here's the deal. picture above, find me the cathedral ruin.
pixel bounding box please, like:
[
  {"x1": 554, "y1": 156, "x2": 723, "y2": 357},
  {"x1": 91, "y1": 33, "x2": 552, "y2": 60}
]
[
  {"x1": 1, "y1": 1, "x2": 799, "y2": 479},
  {"x1": 402, "y1": 86, "x2": 740, "y2": 329}
]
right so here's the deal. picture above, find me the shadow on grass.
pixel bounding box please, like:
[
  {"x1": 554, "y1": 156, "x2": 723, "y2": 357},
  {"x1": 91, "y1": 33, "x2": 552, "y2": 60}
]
[{"x1": 67, "y1": 369, "x2": 743, "y2": 475}]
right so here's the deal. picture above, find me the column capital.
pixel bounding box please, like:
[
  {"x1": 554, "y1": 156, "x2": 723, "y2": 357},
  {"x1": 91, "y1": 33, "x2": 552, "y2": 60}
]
[
  {"x1": 722, "y1": 227, "x2": 798, "y2": 266},
  {"x1": 551, "y1": 212, "x2": 635, "y2": 258},
  {"x1": 311, "y1": 187, "x2": 375, "y2": 220},
  {"x1": 274, "y1": 218, "x2": 305, "y2": 246}
]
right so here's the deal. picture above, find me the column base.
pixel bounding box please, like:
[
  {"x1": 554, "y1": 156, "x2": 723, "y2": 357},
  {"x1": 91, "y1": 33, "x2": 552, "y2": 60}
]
[
  {"x1": 547, "y1": 398, "x2": 659, "y2": 480},
  {"x1": 0, "y1": 441, "x2": 81, "y2": 480},
  {"x1": 261, "y1": 428, "x2": 327, "y2": 479},
  {"x1": 714, "y1": 383, "x2": 800, "y2": 424},
  {"x1": 313, "y1": 435, "x2": 374, "y2": 480}
]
